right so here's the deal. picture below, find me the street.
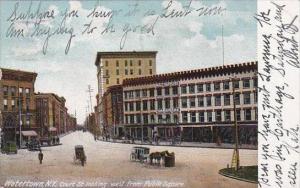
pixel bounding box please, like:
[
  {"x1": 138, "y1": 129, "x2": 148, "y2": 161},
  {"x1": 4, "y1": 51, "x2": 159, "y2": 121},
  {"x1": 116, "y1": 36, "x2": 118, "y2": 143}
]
[{"x1": 0, "y1": 131, "x2": 257, "y2": 188}]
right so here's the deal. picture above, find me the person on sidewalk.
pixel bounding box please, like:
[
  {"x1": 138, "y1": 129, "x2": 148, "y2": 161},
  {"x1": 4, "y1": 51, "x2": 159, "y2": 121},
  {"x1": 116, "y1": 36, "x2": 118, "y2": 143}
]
[{"x1": 38, "y1": 149, "x2": 44, "y2": 164}]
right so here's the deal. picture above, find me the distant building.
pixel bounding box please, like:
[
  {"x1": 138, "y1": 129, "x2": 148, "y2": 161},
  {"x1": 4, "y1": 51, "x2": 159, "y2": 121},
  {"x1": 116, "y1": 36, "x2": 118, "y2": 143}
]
[
  {"x1": 121, "y1": 62, "x2": 258, "y2": 144},
  {"x1": 0, "y1": 68, "x2": 38, "y2": 147},
  {"x1": 94, "y1": 51, "x2": 157, "y2": 134},
  {"x1": 102, "y1": 85, "x2": 123, "y2": 138},
  {"x1": 35, "y1": 93, "x2": 75, "y2": 137}
]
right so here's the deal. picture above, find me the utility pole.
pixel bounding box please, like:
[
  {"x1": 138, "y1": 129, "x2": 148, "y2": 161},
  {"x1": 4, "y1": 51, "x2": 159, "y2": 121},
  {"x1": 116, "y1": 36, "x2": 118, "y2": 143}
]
[
  {"x1": 86, "y1": 85, "x2": 94, "y2": 113},
  {"x1": 232, "y1": 77, "x2": 240, "y2": 171},
  {"x1": 18, "y1": 71, "x2": 22, "y2": 148},
  {"x1": 222, "y1": 25, "x2": 225, "y2": 66}
]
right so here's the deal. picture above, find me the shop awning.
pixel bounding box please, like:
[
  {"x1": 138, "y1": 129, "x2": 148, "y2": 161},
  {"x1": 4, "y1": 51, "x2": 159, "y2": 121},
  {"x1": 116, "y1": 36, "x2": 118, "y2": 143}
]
[
  {"x1": 21, "y1": 130, "x2": 38, "y2": 137},
  {"x1": 49, "y1": 127, "x2": 57, "y2": 132}
]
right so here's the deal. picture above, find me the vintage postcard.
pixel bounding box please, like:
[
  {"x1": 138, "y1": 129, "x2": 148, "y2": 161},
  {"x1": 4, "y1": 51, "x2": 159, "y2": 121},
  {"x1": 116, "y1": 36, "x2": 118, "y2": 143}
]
[{"x1": 0, "y1": 0, "x2": 299, "y2": 188}]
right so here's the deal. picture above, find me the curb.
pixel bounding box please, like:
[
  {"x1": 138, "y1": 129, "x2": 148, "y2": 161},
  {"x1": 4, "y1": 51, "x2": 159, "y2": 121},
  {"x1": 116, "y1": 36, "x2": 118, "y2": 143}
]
[{"x1": 97, "y1": 139, "x2": 257, "y2": 150}]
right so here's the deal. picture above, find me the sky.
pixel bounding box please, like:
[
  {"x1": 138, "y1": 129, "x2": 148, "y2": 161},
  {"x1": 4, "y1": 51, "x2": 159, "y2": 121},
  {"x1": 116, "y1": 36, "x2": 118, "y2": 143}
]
[{"x1": 0, "y1": 0, "x2": 257, "y2": 124}]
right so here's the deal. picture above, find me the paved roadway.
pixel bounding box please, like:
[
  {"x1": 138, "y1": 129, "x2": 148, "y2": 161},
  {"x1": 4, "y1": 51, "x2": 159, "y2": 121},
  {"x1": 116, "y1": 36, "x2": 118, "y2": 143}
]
[{"x1": 0, "y1": 131, "x2": 257, "y2": 188}]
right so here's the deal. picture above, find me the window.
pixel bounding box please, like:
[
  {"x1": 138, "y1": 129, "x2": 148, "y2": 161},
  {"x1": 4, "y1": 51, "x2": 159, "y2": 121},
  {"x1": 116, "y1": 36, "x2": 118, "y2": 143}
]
[
  {"x1": 4, "y1": 99, "x2": 8, "y2": 111},
  {"x1": 105, "y1": 70, "x2": 109, "y2": 76},
  {"x1": 158, "y1": 115, "x2": 163, "y2": 123},
  {"x1": 138, "y1": 60, "x2": 141, "y2": 66},
  {"x1": 124, "y1": 102, "x2": 128, "y2": 111},
  {"x1": 136, "y1": 90, "x2": 140, "y2": 98},
  {"x1": 207, "y1": 112, "x2": 213, "y2": 122},
  {"x1": 197, "y1": 84, "x2": 203, "y2": 92},
  {"x1": 225, "y1": 110, "x2": 231, "y2": 121},
  {"x1": 130, "y1": 69, "x2": 134, "y2": 75},
  {"x1": 106, "y1": 79, "x2": 109, "y2": 84},
  {"x1": 136, "y1": 114, "x2": 141, "y2": 123},
  {"x1": 116, "y1": 78, "x2": 120, "y2": 84},
  {"x1": 234, "y1": 80, "x2": 240, "y2": 89},
  {"x1": 157, "y1": 88, "x2": 162, "y2": 96},
  {"x1": 216, "y1": 110, "x2": 222, "y2": 121},
  {"x1": 224, "y1": 94, "x2": 231, "y2": 106},
  {"x1": 143, "y1": 100, "x2": 148, "y2": 111},
  {"x1": 214, "y1": 83, "x2": 220, "y2": 91},
  {"x1": 150, "y1": 89, "x2": 155, "y2": 97},
  {"x1": 116, "y1": 60, "x2": 119, "y2": 67},
  {"x1": 138, "y1": 69, "x2": 142, "y2": 75},
  {"x1": 253, "y1": 78, "x2": 257, "y2": 87},
  {"x1": 125, "y1": 69, "x2": 128, "y2": 75},
  {"x1": 149, "y1": 60, "x2": 152, "y2": 66},
  {"x1": 234, "y1": 93, "x2": 240, "y2": 105},
  {"x1": 3, "y1": 86, "x2": 8, "y2": 95},
  {"x1": 198, "y1": 96, "x2": 204, "y2": 107},
  {"x1": 130, "y1": 60, "x2": 133, "y2": 66},
  {"x1": 206, "y1": 96, "x2": 211, "y2": 106},
  {"x1": 223, "y1": 81, "x2": 230, "y2": 90},
  {"x1": 199, "y1": 112, "x2": 205, "y2": 122},
  {"x1": 150, "y1": 115, "x2": 155, "y2": 123},
  {"x1": 142, "y1": 89, "x2": 147, "y2": 97},
  {"x1": 116, "y1": 69, "x2": 119, "y2": 75},
  {"x1": 130, "y1": 115, "x2": 134, "y2": 124},
  {"x1": 236, "y1": 109, "x2": 241, "y2": 121},
  {"x1": 181, "y1": 97, "x2": 188, "y2": 108},
  {"x1": 11, "y1": 99, "x2": 16, "y2": 110},
  {"x1": 191, "y1": 112, "x2": 196, "y2": 123},
  {"x1": 19, "y1": 87, "x2": 23, "y2": 95},
  {"x1": 143, "y1": 114, "x2": 148, "y2": 124},
  {"x1": 254, "y1": 92, "x2": 257, "y2": 103},
  {"x1": 129, "y1": 91, "x2": 134, "y2": 98},
  {"x1": 173, "y1": 98, "x2": 178, "y2": 108},
  {"x1": 243, "y1": 93, "x2": 251, "y2": 104},
  {"x1": 181, "y1": 86, "x2": 187, "y2": 94},
  {"x1": 244, "y1": 109, "x2": 252, "y2": 120},
  {"x1": 129, "y1": 103, "x2": 134, "y2": 111},
  {"x1": 150, "y1": 100, "x2": 155, "y2": 110},
  {"x1": 165, "y1": 98, "x2": 170, "y2": 109},
  {"x1": 26, "y1": 116, "x2": 30, "y2": 126},
  {"x1": 190, "y1": 97, "x2": 196, "y2": 108},
  {"x1": 182, "y1": 112, "x2": 188, "y2": 123},
  {"x1": 125, "y1": 60, "x2": 128, "y2": 66},
  {"x1": 136, "y1": 101, "x2": 141, "y2": 111},
  {"x1": 215, "y1": 95, "x2": 221, "y2": 106},
  {"x1": 243, "y1": 79, "x2": 250, "y2": 88},
  {"x1": 189, "y1": 84, "x2": 195, "y2": 93},
  {"x1": 206, "y1": 83, "x2": 211, "y2": 92},
  {"x1": 166, "y1": 114, "x2": 171, "y2": 123},
  {"x1": 11, "y1": 87, "x2": 16, "y2": 96},
  {"x1": 172, "y1": 86, "x2": 178, "y2": 95},
  {"x1": 105, "y1": 61, "x2": 108, "y2": 66},
  {"x1": 173, "y1": 114, "x2": 178, "y2": 123},
  {"x1": 165, "y1": 87, "x2": 170, "y2": 95},
  {"x1": 149, "y1": 69, "x2": 152, "y2": 75},
  {"x1": 25, "y1": 88, "x2": 30, "y2": 97},
  {"x1": 158, "y1": 99, "x2": 163, "y2": 110}
]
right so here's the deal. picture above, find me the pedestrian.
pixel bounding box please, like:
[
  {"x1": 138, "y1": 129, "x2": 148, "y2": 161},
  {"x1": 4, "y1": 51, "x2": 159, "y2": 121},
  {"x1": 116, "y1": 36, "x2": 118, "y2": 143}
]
[{"x1": 38, "y1": 149, "x2": 43, "y2": 164}]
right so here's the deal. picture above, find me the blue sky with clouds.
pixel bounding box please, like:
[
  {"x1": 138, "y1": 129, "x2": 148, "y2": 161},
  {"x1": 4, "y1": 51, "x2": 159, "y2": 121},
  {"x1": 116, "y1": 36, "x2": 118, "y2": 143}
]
[{"x1": 0, "y1": 0, "x2": 257, "y2": 124}]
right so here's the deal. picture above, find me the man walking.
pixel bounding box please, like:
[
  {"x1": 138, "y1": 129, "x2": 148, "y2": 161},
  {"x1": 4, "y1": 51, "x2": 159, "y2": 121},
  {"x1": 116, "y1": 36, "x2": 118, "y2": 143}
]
[{"x1": 38, "y1": 149, "x2": 44, "y2": 164}]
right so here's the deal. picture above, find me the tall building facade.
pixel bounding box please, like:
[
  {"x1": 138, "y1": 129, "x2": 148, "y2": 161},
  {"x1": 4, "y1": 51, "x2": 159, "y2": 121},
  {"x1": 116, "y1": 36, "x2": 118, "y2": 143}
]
[
  {"x1": 94, "y1": 51, "x2": 157, "y2": 134},
  {"x1": 121, "y1": 62, "x2": 258, "y2": 144},
  {"x1": 0, "y1": 68, "x2": 38, "y2": 146}
]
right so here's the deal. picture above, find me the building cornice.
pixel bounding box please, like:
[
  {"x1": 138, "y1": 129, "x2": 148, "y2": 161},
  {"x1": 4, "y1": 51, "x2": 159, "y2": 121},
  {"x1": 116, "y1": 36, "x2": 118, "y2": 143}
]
[{"x1": 123, "y1": 61, "x2": 257, "y2": 87}]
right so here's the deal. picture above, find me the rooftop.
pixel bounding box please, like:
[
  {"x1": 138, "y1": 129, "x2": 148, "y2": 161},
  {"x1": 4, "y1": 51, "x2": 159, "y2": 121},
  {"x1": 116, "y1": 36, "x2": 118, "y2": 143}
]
[
  {"x1": 95, "y1": 51, "x2": 158, "y2": 66},
  {"x1": 1, "y1": 68, "x2": 37, "y2": 82},
  {"x1": 123, "y1": 61, "x2": 257, "y2": 86}
]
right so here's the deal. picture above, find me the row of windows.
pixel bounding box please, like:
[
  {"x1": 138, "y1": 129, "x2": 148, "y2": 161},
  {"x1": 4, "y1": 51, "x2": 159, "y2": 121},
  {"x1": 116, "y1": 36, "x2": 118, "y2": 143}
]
[
  {"x1": 124, "y1": 92, "x2": 256, "y2": 112},
  {"x1": 3, "y1": 86, "x2": 31, "y2": 97},
  {"x1": 3, "y1": 98, "x2": 31, "y2": 111},
  {"x1": 105, "y1": 60, "x2": 153, "y2": 67},
  {"x1": 105, "y1": 69, "x2": 153, "y2": 77},
  {"x1": 124, "y1": 79, "x2": 257, "y2": 99},
  {"x1": 124, "y1": 109, "x2": 256, "y2": 124}
]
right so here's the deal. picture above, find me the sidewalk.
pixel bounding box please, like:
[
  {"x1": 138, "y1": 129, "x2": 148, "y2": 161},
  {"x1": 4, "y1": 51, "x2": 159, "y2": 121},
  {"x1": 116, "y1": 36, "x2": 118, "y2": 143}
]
[{"x1": 97, "y1": 137, "x2": 257, "y2": 150}]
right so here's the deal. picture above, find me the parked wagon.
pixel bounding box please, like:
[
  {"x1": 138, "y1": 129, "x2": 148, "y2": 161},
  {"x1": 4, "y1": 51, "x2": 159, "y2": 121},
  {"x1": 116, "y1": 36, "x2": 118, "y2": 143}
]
[
  {"x1": 73, "y1": 145, "x2": 86, "y2": 166},
  {"x1": 130, "y1": 146, "x2": 150, "y2": 163}
]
